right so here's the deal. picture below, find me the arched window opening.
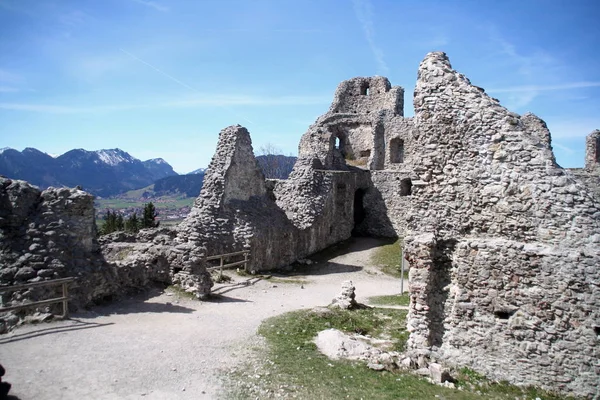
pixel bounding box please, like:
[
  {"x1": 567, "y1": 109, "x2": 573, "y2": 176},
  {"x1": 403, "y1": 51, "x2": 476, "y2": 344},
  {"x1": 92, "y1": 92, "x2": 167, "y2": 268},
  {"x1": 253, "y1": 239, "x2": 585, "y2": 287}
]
[
  {"x1": 390, "y1": 138, "x2": 404, "y2": 164},
  {"x1": 333, "y1": 132, "x2": 346, "y2": 159},
  {"x1": 400, "y1": 178, "x2": 412, "y2": 196}
]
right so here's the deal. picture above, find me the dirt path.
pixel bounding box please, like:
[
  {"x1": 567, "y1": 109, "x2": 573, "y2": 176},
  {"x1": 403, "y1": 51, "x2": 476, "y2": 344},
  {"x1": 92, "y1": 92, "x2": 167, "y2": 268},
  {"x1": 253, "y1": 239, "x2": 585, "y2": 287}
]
[{"x1": 0, "y1": 238, "x2": 403, "y2": 400}]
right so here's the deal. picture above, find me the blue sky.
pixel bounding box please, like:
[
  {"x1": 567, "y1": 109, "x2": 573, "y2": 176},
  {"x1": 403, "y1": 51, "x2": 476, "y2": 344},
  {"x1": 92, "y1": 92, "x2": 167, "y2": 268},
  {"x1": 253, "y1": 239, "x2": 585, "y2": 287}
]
[{"x1": 1, "y1": 0, "x2": 599, "y2": 173}]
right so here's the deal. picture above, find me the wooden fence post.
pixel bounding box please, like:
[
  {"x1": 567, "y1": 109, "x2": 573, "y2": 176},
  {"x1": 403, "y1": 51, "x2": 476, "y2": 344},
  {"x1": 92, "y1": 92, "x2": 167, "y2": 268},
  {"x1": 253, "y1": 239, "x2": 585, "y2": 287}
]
[
  {"x1": 62, "y1": 281, "x2": 69, "y2": 318},
  {"x1": 219, "y1": 256, "x2": 224, "y2": 281}
]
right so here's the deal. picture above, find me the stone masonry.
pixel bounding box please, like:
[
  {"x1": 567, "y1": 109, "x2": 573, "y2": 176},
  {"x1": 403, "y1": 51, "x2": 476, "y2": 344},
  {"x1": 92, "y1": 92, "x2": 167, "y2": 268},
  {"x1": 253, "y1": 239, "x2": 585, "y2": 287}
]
[
  {"x1": 1, "y1": 51, "x2": 599, "y2": 397},
  {"x1": 176, "y1": 125, "x2": 371, "y2": 271},
  {"x1": 0, "y1": 178, "x2": 193, "y2": 331},
  {"x1": 175, "y1": 55, "x2": 599, "y2": 395},
  {"x1": 403, "y1": 52, "x2": 599, "y2": 398}
]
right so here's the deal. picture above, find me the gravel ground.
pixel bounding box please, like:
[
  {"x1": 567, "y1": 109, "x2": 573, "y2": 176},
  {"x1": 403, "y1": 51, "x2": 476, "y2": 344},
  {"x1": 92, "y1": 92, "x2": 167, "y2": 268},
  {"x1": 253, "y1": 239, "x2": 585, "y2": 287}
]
[{"x1": 0, "y1": 237, "x2": 403, "y2": 400}]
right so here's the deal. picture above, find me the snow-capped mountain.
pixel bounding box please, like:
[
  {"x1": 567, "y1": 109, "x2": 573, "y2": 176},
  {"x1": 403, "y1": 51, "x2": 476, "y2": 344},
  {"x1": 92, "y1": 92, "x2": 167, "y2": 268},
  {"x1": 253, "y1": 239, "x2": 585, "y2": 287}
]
[
  {"x1": 187, "y1": 167, "x2": 207, "y2": 175},
  {"x1": 0, "y1": 147, "x2": 177, "y2": 197},
  {"x1": 143, "y1": 158, "x2": 176, "y2": 181},
  {"x1": 96, "y1": 149, "x2": 136, "y2": 166}
]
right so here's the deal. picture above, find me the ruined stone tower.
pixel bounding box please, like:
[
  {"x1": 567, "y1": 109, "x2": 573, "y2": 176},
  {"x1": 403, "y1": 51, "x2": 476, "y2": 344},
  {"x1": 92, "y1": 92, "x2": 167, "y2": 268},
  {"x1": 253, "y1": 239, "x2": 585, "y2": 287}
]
[
  {"x1": 585, "y1": 129, "x2": 600, "y2": 170},
  {"x1": 1, "y1": 51, "x2": 598, "y2": 398}
]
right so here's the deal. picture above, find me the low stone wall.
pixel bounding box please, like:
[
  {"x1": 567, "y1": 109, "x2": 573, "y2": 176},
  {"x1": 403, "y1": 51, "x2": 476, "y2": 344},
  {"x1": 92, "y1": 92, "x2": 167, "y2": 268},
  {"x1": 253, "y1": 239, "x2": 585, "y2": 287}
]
[
  {"x1": 0, "y1": 178, "x2": 111, "y2": 308},
  {"x1": 0, "y1": 178, "x2": 192, "y2": 331}
]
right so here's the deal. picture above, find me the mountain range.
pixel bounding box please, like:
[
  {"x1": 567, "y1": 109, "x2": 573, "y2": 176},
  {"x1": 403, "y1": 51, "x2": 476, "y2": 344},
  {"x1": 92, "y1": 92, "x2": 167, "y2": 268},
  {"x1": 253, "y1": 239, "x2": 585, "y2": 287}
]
[
  {"x1": 0, "y1": 147, "x2": 297, "y2": 198},
  {"x1": 0, "y1": 147, "x2": 176, "y2": 197}
]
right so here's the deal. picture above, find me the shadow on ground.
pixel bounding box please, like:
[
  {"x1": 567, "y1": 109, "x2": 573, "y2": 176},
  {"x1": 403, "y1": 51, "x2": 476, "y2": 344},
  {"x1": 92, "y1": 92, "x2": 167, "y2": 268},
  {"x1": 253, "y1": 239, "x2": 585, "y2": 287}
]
[
  {"x1": 282, "y1": 261, "x2": 362, "y2": 277},
  {"x1": 74, "y1": 287, "x2": 197, "y2": 319},
  {"x1": 0, "y1": 319, "x2": 114, "y2": 345},
  {"x1": 268, "y1": 236, "x2": 395, "y2": 278},
  {"x1": 203, "y1": 294, "x2": 251, "y2": 303},
  {"x1": 310, "y1": 237, "x2": 396, "y2": 263},
  {"x1": 211, "y1": 277, "x2": 262, "y2": 297}
]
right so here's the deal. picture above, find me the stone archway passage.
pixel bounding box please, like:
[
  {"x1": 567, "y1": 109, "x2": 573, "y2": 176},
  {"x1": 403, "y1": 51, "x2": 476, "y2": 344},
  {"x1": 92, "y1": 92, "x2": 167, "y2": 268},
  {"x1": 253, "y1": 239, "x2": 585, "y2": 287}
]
[{"x1": 352, "y1": 189, "x2": 367, "y2": 235}]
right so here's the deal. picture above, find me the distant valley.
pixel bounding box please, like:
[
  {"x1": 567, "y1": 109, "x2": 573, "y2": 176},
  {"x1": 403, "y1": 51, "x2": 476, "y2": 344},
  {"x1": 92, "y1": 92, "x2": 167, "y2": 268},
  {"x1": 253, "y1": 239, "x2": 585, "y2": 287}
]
[{"x1": 1, "y1": 146, "x2": 297, "y2": 225}]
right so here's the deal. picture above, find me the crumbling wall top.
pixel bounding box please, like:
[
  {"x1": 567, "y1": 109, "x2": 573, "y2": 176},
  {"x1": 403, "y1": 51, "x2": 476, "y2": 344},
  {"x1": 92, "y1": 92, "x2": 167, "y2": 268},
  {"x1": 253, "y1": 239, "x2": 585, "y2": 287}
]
[
  {"x1": 190, "y1": 125, "x2": 267, "y2": 213},
  {"x1": 328, "y1": 76, "x2": 404, "y2": 116},
  {"x1": 585, "y1": 129, "x2": 600, "y2": 170}
]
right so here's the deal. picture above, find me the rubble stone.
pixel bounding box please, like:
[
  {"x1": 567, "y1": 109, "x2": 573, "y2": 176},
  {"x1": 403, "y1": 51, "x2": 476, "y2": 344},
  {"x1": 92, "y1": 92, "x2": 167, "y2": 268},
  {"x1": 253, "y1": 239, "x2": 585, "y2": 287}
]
[{"x1": 330, "y1": 280, "x2": 358, "y2": 310}]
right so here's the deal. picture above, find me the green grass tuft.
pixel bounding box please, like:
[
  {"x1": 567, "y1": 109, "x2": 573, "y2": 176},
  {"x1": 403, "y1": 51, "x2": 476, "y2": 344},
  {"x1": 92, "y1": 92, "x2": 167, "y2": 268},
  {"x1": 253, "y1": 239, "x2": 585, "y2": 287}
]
[
  {"x1": 370, "y1": 238, "x2": 408, "y2": 278},
  {"x1": 226, "y1": 307, "x2": 580, "y2": 400},
  {"x1": 367, "y1": 293, "x2": 410, "y2": 307}
]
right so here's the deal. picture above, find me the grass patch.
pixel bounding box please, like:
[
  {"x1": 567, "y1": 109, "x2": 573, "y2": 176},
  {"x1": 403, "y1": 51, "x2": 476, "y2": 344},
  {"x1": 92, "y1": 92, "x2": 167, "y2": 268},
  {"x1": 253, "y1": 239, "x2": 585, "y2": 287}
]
[
  {"x1": 453, "y1": 367, "x2": 579, "y2": 399},
  {"x1": 367, "y1": 293, "x2": 410, "y2": 307},
  {"x1": 370, "y1": 238, "x2": 407, "y2": 278},
  {"x1": 226, "y1": 307, "x2": 578, "y2": 400}
]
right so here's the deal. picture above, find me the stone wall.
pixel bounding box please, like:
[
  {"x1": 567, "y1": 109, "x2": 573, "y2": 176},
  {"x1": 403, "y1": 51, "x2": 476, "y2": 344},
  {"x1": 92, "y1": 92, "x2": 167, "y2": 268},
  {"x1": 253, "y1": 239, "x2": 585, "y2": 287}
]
[
  {"x1": 176, "y1": 125, "x2": 372, "y2": 272},
  {"x1": 328, "y1": 76, "x2": 404, "y2": 116},
  {"x1": 0, "y1": 178, "x2": 185, "y2": 331},
  {"x1": 0, "y1": 178, "x2": 112, "y2": 307},
  {"x1": 585, "y1": 129, "x2": 600, "y2": 171},
  {"x1": 2, "y1": 51, "x2": 599, "y2": 397},
  {"x1": 403, "y1": 52, "x2": 600, "y2": 398},
  {"x1": 568, "y1": 130, "x2": 600, "y2": 201}
]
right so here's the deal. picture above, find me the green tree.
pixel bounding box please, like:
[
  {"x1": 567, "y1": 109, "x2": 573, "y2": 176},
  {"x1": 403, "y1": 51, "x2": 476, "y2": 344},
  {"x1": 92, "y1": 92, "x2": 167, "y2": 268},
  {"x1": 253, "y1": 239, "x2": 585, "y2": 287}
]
[
  {"x1": 141, "y1": 202, "x2": 159, "y2": 229},
  {"x1": 100, "y1": 210, "x2": 113, "y2": 235},
  {"x1": 115, "y1": 213, "x2": 124, "y2": 231},
  {"x1": 125, "y1": 212, "x2": 140, "y2": 233},
  {"x1": 100, "y1": 209, "x2": 122, "y2": 235}
]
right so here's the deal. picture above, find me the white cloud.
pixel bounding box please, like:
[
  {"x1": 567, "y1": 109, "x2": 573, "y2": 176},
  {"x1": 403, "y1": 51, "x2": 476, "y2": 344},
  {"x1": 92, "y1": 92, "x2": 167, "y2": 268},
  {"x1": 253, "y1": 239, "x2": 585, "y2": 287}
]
[
  {"x1": 352, "y1": 0, "x2": 389, "y2": 75},
  {"x1": 0, "y1": 103, "x2": 82, "y2": 113},
  {"x1": 503, "y1": 90, "x2": 539, "y2": 111},
  {"x1": 544, "y1": 118, "x2": 600, "y2": 139},
  {"x1": 488, "y1": 82, "x2": 600, "y2": 94},
  {"x1": 131, "y1": 0, "x2": 169, "y2": 12},
  {"x1": 167, "y1": 94, "x2": 330, "y2": 107},
  {"x1": 486, "y1": 31, "x2": 567, "y2": 108},
  {"x1": 0, "y1": 69, "x2": 23, "y2": 84},
  {"x1": 490, "y1": 33, "x2": 559, "y2": 79},
  {"x1": 488, "y1": 81, "x2": 600, "y2": 111},
  {"x1": 0, "y1": 94, "x2": 331, "y2": 114},
  {"x1": 552, "y1": 142, "x2": 576, "y2": 156}
]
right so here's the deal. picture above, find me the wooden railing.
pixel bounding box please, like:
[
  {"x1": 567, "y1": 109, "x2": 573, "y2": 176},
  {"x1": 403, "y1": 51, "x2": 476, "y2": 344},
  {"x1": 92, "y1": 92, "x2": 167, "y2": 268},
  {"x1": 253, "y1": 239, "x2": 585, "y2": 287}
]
[
  {"x1": 206, "y1": 250, "x2": 250, "y2": 279},
  {"x1": 0, "y1": 277, "x2": 76, "y2": 318}
]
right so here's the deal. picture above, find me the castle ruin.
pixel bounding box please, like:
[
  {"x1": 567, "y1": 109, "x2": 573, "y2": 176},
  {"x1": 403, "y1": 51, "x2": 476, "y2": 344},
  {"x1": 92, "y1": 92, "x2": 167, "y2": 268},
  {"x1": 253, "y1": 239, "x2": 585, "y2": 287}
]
[{"x1": 0, "y1": 52, "x2": 598, "y2": 397}]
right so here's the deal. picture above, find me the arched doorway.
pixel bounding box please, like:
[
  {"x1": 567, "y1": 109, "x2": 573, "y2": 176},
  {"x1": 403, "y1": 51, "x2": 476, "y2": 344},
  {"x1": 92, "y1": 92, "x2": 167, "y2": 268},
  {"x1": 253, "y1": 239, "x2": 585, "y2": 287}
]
[{"x1": 352, "y1": 189, "x2": 366, "y2": 235}]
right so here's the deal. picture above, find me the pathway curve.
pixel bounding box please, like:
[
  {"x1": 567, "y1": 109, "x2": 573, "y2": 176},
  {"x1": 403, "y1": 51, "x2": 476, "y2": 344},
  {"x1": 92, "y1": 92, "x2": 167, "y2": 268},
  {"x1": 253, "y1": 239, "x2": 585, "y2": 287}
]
[{"x1": 0, "y1": 237, "x2": 403, "y2": 400}]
